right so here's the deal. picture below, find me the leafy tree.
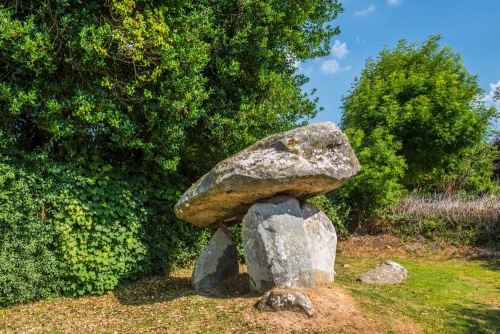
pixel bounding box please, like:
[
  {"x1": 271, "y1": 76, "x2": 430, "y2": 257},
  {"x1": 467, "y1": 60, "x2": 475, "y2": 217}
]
[
  {"x1": 0, "y1": 0, "x2": 343, "y2": 177},
  {"x1": 179, "y1": 0, "x2": 345, "y2": 177},
  {"x1": 341, "y1": 35, "x2": 498, "y2": 191},
  {"x1": 0, "y1": 0, "x2": 344, "y2": 302},
  {"x1": 329, "y1": 36, "x2": 499, "y2": 228}
]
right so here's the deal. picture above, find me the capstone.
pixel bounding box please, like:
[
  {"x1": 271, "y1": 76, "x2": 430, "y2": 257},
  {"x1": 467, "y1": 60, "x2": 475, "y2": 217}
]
[{"x1": 175, "y1": 122, "x2": 361, "y2": 228}]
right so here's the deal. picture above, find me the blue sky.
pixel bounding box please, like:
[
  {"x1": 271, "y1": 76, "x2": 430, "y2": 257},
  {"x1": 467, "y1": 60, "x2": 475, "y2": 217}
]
[{"x1": 300, "y1": 0, "x2": 500, "y2": 132}]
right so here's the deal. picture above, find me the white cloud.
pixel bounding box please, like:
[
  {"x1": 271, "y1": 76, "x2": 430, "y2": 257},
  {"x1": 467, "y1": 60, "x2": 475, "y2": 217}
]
[
  {"x1": 319, "y1": 40, "x2": 350, "y2": 75},
  {"x1": 321, "y1": 59, "x2": 340, "y2": 74},
  {"x1": 295, "y1": 62, "x2": 314, "y2": 75},
  {"x1": 355, "y1": 4, "x2": 377, "y2": 16},
  {"x1": 483, "y1": 80, "x2": 500, "y2": 107},
  {"x1": 387, "y1": 0, "x2": 402, "y2": 6},
  {"x1": 320, "y1": 59, "x2": 350, "y2": 74},
  {"x1": 331, "y1": 40, "x2": 349, "y2": 59}
]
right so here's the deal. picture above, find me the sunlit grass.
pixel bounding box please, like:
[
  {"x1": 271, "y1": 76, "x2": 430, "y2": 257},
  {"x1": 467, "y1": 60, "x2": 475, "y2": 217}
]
[{"x1": 335, "y1": 256, "x2": 500, "y2": 333}]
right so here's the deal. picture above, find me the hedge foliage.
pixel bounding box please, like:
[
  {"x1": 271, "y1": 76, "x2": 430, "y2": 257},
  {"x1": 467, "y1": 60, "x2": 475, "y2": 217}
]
[
  {"x1": 0, "y1": 153, "x2": 210, "y2": 306},
  {"x1": 0, "y1": 157, "x2": 63, "y2": 306},
  {"x1": 390, "y1": 193, "x2": 500, "y2": 248}
]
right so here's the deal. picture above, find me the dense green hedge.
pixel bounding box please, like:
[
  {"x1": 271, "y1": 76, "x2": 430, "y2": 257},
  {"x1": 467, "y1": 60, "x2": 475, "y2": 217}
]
[
  {"x1": 0, "y1": 153, "x2": 210, "y2": 306},
  {"x1": 0, "y1": 157, "x2": 64, "y2": 306}
]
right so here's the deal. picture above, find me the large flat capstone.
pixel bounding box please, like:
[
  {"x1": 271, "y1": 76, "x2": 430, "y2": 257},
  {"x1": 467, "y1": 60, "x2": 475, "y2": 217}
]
[{"x1": 174, "y1": 122, "x2": 361, "y2": 228}]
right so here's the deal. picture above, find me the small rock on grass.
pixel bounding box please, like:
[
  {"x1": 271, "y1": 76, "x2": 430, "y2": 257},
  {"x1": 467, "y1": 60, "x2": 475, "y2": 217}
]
[
  {"x1": 357, "y1": 261, "x2": 408, "y2": 284},
  {"x1": 256, "y1": 290, "x2": 315, "y2": 317},
  {"x1": 372, "y1": 237, "x2": 383, "y2": 248}
]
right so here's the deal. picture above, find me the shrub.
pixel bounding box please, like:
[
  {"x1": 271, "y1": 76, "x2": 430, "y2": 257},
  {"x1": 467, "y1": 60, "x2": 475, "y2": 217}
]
[
  {"x1": 0, "y1": 153, "x2": 211, "y2": 305},
  {"x1": 326, "y1": 127, "x2": 407, "y2": 232}
]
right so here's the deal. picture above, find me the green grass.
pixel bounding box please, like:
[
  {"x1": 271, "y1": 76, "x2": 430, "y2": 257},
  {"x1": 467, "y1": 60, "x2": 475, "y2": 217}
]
[{"x1": 335, "y1": 256, "x2": 500, "y2": 333}]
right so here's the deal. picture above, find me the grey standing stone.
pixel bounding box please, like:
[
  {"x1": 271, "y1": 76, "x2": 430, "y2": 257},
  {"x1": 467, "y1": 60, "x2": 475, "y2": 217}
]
[
  {"x1": 174, "y1": 122, "x2": 361, "y2": 228},
  {"x1": 356, "y1": 261, "x2": 408, "y2": 284},
  {"x1": 257, "y1": 290, "x2": 315, "y2": 317},
  {"x1": 191, "y1": 225, "x2": 239, "y2": 291},
  {"x1": 301, "y1": 202, "x2": 337, "y2": 285},
  {"x1": 242, "y1": 195, "x2": 315, "y2": 293}
]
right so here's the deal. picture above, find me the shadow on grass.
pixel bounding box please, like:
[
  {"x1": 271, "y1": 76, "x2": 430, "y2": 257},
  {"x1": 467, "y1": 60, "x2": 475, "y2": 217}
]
[
  {"x1": 113, "y1": 272, "x2": 256, "y2": 306},
  {"x1": 449, "y1": 302, "x2": 500, "y2": 334},
  {"x1": 469, "y1": 255, "x2": 500, "y2": 271}
]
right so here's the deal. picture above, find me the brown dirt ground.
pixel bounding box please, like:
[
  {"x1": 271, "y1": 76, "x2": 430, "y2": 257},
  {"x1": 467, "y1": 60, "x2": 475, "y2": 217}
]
[
  {"x1": 336, "y1": 234, "x2": 499, "y2": 260},
  {"x1": 238, "y1": 286, "x2": 420, "y2": 334}
]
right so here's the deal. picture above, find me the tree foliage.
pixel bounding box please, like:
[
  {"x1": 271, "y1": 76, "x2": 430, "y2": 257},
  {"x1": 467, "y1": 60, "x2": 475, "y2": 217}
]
[
  {"x1": 494, "y1": 85, "x2": 500, "y2": 101},
  {"x1": 0, "y1": 0, "x2": 343, "y2": 175},
  {"x1": 341, "y1": 35, "x2": 497, "y2": 189},
  {"x1": 0, "y1": 0, "x2": 344, "y2": 304},
  {"x1": 332, "y1": 36, "x2": 499, "y2": 226}
]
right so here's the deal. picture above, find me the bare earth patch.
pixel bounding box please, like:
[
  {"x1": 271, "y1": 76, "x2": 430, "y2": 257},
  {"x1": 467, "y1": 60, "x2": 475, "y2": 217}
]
[
  {"x1": 337, "y1": 234, "x2": 498, "y2": 260},
  {"x1": 240, "y1": 286, "x2": 420, "y2": 334}
]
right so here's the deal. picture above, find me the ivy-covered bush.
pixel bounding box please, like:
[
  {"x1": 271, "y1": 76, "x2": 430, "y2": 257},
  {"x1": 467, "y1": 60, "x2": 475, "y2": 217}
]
[
  {"x1": 0, "y1": 153, "x2": 210, "y2": 305},
  {"x1": 0, "y1": 156, "x2": 64, "y2": 306}
]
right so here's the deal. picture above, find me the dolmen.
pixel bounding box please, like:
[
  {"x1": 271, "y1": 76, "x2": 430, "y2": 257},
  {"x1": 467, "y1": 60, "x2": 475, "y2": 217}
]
[{"x1": 174, "y1": 122, "x2": 360, "y2": 294}]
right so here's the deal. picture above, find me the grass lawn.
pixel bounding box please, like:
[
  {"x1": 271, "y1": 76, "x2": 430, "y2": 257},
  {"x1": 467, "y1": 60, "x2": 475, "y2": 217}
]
[
  {"x1": 1, "y1": 235, "x2": 499, "y2": 333},
  {"x1": 336, "y1": 257, "x2": 499, "y2": 333}
]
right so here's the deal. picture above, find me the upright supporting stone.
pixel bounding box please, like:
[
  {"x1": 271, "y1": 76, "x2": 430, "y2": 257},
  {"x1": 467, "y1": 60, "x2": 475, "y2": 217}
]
[
  {"x1": 301, "y1": 202, "x2": 337, "y2": 285},
  {"x1": 191, "y1": 225, "x2": 239, "y2": 291},
  {"x1": 242, "y1": 195, "x2": 315, "y2": 293}
]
